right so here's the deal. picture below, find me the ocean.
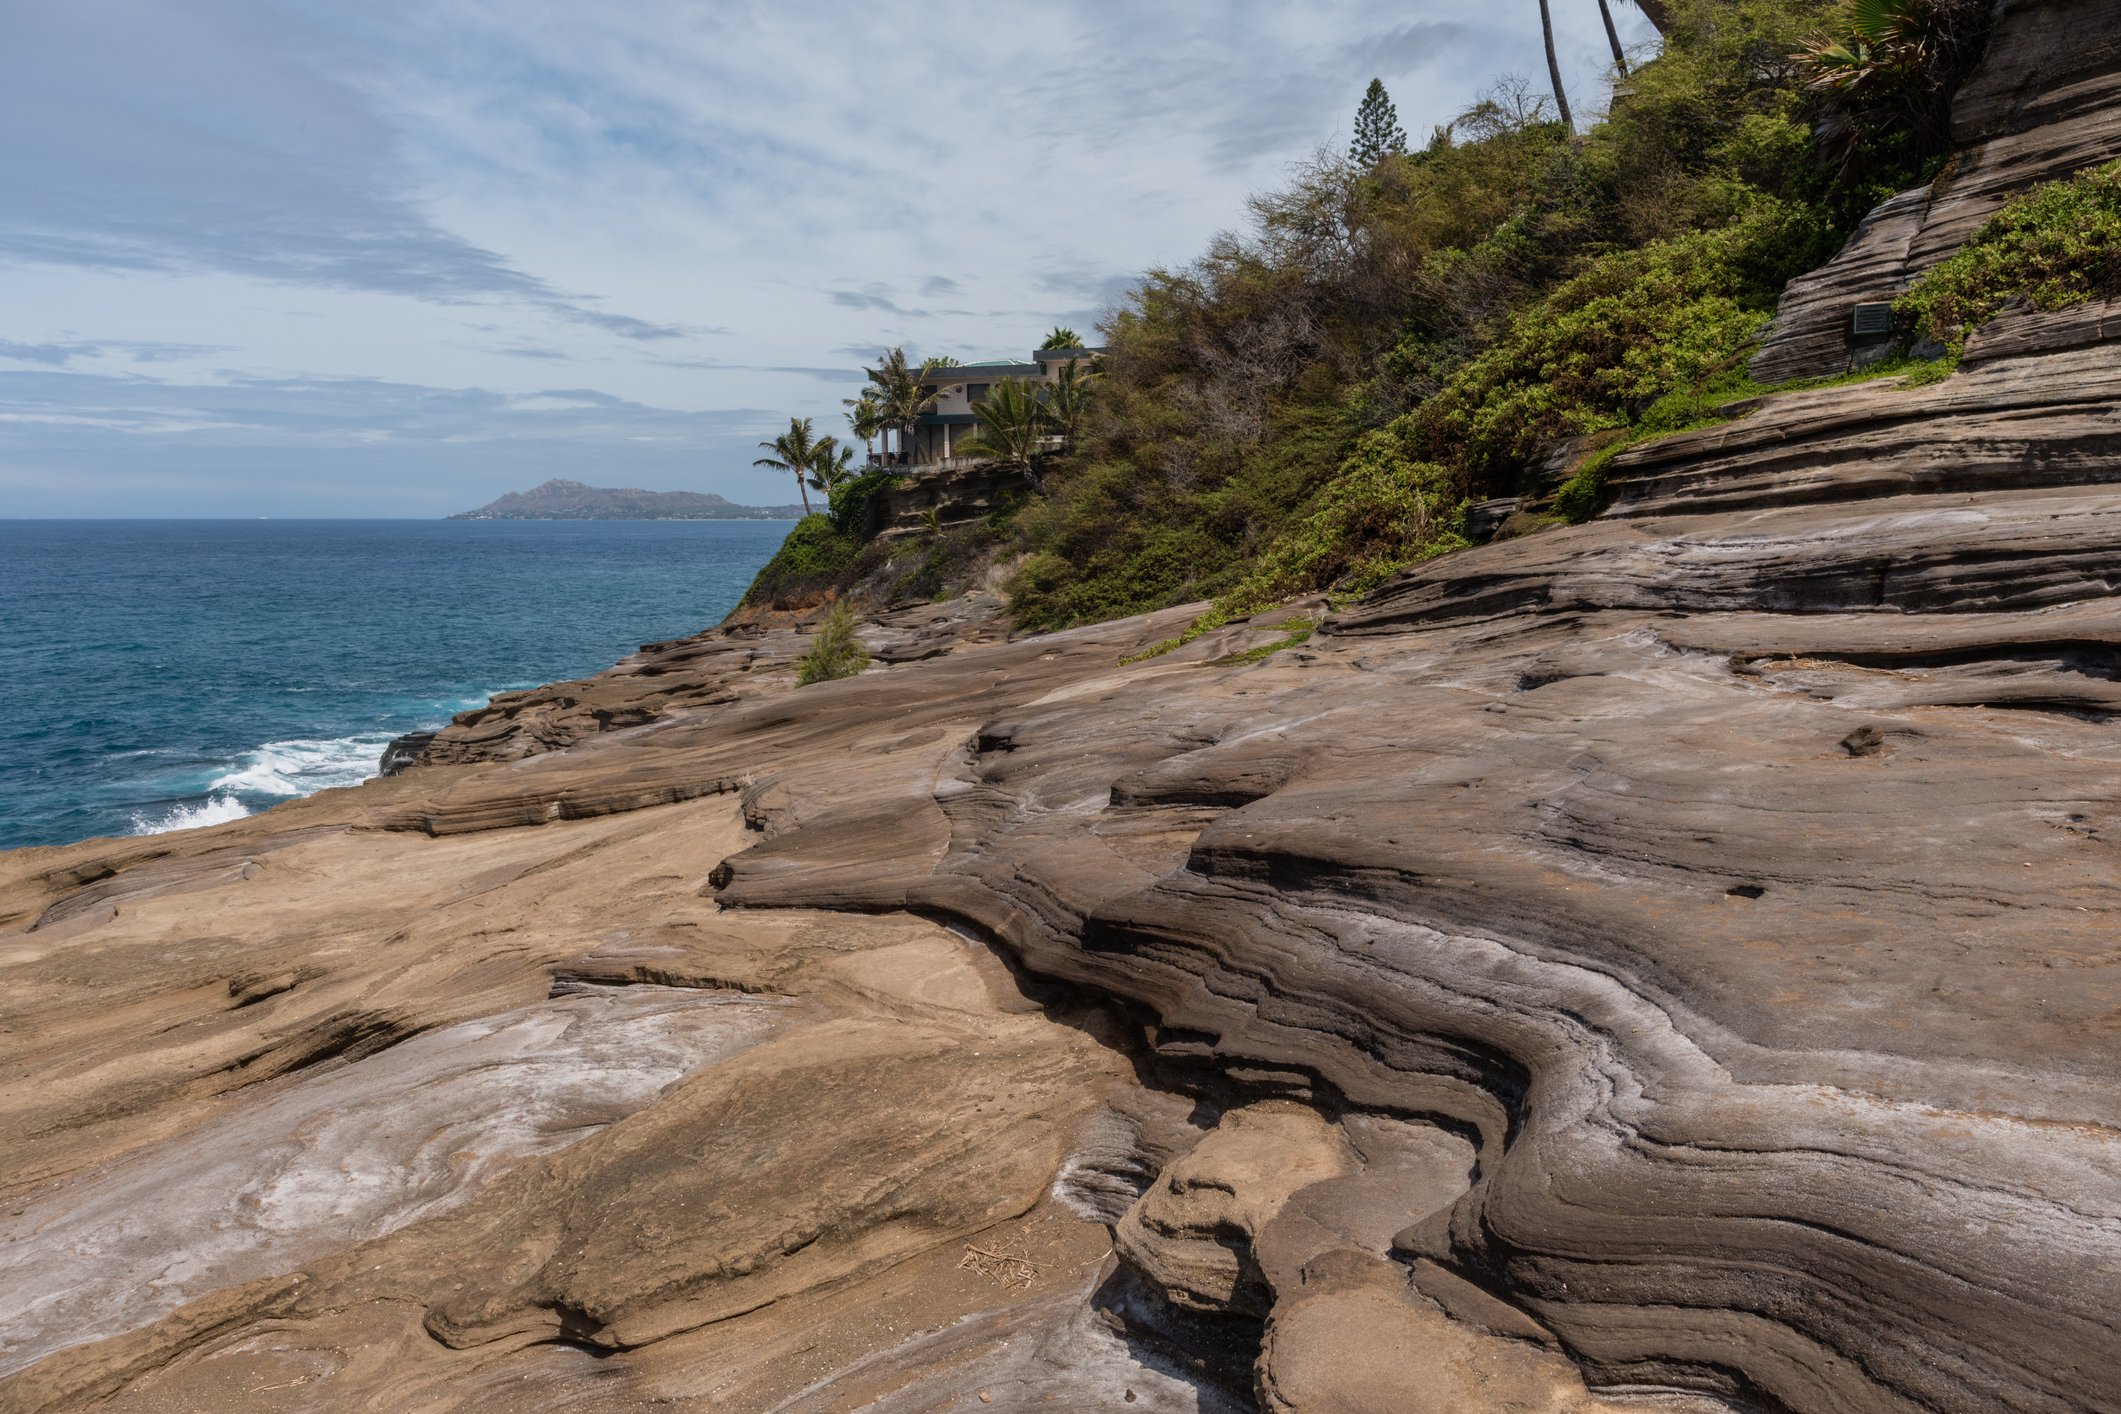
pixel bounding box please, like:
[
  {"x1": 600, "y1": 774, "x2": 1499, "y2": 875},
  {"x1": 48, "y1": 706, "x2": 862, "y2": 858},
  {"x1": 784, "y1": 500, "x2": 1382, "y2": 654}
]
[{"x1": 0, "y1": 519, "x2": 790, "y2": 852}]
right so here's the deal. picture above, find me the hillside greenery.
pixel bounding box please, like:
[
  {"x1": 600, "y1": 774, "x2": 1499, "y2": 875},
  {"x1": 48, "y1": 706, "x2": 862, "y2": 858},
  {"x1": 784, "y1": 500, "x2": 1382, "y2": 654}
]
[
  {"x1": 735, "y1": 0, "x2": 1996, "y2": 634},
  {"x1": 1897, "y1": 158, "x2": 2121, "y2": 351},
  {"x1": 738, "y1": 468, "x2": 900, "y2": 609},
  {"x1": 1003, "y1": 0, "x2": 1989, "y2": 635}
]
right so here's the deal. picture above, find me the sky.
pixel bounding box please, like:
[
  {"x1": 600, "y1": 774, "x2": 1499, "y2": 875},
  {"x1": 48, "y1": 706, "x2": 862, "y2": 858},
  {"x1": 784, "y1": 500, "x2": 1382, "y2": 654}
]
[{"x1": 0, "y1": 0, "x2": 1659, "y2": 517}]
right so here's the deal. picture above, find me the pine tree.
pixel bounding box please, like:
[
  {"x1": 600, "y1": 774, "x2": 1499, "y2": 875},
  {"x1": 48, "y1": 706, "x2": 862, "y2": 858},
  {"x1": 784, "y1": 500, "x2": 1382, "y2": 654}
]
[{"x1": 1349, "y1": 79, "x2": 1407, "y2": 168}]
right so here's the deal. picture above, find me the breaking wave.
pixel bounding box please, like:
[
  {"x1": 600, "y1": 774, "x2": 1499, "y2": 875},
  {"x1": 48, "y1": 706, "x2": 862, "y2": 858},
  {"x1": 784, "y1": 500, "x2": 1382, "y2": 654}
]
[
  {"x1": 130, "y1": 795, "x2": 254, "y2": 835},
  {"x1": 128, "y1": 732, "x2": 401, "y2": 836},
  {"x1": 208, "y1": 733, "x2": 400, "y2": 798}
]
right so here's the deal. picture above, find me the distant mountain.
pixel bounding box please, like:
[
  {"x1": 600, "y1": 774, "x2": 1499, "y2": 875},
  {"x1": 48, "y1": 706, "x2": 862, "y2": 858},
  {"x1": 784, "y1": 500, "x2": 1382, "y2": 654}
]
[{"x1": 450, "y1": 479, "x2": 806, "y2": 520}]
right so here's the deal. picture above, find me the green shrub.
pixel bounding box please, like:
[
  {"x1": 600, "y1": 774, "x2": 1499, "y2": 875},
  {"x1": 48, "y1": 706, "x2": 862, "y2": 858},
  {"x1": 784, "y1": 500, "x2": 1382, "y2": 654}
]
[
  {"x1": 1007, "y1": 397, "x2": 1362, "y2": 633},
  {"x1": 1399, "y1": 214, "x2": 1796, "y2": 495},
  {"x1": 1550, "y1": 436, "x2": 1639, "y2": 522},
  {"x1": 740, "y1": 514, "x2": 862, "y2": 609},
  {"x1": 795, "y1": 599, "x2": 869, "y2": 686},
  {"x1": 827, "y1": 468, "x2": 899, "y2": 535},
  {"x1": 1897, "y1": 159, "x2": 2121, "y2": 351},
  {"x1": 1211, "y1": 434, "x2": 1468, "y2": 621}
]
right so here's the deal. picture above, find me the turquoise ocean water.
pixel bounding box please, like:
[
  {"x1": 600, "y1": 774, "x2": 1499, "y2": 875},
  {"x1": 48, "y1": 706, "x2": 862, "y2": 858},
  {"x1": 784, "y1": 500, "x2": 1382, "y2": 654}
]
[{"x1": 0, "y1": 519, "x2": 789, "y2": 851}]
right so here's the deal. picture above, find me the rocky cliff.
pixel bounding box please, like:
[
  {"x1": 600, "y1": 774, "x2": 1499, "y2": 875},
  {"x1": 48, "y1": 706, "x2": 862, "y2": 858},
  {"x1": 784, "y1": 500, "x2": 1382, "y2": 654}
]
[
  {"x1": 7, "y1": 282, "x2": 2121, "y2": 1410},
  {"x1": 7, "y1": 4, "x2": 2121, "y2": 1409}
]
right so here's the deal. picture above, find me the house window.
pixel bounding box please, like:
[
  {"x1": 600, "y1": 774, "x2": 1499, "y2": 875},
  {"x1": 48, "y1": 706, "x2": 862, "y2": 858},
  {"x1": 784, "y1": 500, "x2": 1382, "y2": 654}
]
[{"x1": 968, "y1": 383, "x2": 990, "y2": 403}]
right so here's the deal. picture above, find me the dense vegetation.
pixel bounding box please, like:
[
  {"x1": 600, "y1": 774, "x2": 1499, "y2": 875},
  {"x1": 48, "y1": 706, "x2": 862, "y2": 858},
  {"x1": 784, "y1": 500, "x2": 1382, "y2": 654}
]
[
  {"x1": 738, "y1": 468, "x2": 896, "y2": 609},
  {"x1": 1897, "y1": 158, "x2": 2121, "y2": 351},
  {"x1": 739, "y1": 0, "x2": 1997, "y2": 634},
  {"x1": 1004, "y1": 0, "x2": 1990, "y2": 634}
]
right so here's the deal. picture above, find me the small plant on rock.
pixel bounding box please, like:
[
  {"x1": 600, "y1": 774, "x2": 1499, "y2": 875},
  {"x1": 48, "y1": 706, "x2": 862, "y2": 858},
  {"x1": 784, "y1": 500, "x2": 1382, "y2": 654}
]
[{"x1": 795, "y1": 599, "x2": 870, "y2": 686}]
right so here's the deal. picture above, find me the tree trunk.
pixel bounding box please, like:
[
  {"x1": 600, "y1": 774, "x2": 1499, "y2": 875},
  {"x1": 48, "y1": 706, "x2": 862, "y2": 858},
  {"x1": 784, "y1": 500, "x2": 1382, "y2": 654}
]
[
  {"x1": 1597, "y1": 0, "x2": 1629, "y2": 74},
  {"x1": 794, "y1": 469, "x2": 813, "y2": 516},
  {"x1": 1539, "y1": 0, "x2": 1575, "y2": 135}
]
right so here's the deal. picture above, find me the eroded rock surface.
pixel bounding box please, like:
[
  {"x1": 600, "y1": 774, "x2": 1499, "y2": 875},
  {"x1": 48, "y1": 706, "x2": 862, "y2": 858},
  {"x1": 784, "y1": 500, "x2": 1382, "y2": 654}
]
[
  {"x1": 409, "y1": 593, "x2": 1011, "y2": 767},
  {"x1": 0, "y1": 769, "x2": 1183, "y2": 1412},
  {"x1": 0, "y1": 984, "x2": 782, "y2": 1380},
  {"x1": 9, "y1": 303, "x2": 2121, "y2": 1413}
]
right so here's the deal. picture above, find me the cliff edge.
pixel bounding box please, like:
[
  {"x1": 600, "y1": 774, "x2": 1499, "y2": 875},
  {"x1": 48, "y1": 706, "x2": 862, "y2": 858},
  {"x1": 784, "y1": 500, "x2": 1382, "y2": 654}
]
[
  {"x1": 5, "y1": 3, "x2": 2121, "y2": 1409},
  {"x1": 7, "y1": 280, "x2": 2121, "y2": 1409}
]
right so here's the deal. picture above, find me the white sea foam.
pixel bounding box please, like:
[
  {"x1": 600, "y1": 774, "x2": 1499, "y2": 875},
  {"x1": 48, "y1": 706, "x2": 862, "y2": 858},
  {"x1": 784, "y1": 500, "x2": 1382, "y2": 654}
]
[
  {"x1": 130, "y1": 795, "x2": 254, "y2": 835},
  {"x1": 129, "y1": 732, "x2": 401, "y2": 836},
  {"x1": 208, "y1": 733, "x2": 398, "y2": 799}
]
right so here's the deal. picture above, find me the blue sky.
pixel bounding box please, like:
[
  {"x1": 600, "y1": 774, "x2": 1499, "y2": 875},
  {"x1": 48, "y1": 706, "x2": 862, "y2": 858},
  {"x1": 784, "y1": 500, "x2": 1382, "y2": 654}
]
[{"x1": 0, "y1": 1, "x2": 1657, "y2": 517}]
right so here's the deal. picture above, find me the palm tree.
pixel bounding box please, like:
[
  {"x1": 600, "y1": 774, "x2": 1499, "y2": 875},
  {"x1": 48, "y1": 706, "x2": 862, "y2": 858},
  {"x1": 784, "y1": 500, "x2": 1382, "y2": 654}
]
[
  {"x1": 863, "y1": 346, "x2": 960, "y2": 466},
  {"x1": 1596, "y1": 0, "x2": 1629, "y2": 75},
  {"x1": 861, "y1": 348, "x2": 911, "y2": 462},
  {"x1": 843, "y1": 392, "x2": 885, "y2": 465},
  {"x1": 1798, "y1": 0, "x2": 1981, "y2": 170},
  {"x1": 1041, "y1": 360, "x2": 1098, "y2": 454},
  {"x1": 1800, "y1": 0, "x2": 1957, "y2": 94},
  {"x1": 753, "y1": 415, "x2": 824, "y2": 516},
  {"x1": 959, "y1": 379, "x2": 1049, "y2": 475},
  {"x1": 806, "y1": 440, "x2": 857, "y2": 497},
  {"x1": 1039, "y1": 325, "x2": 1083, "y2": 350},
  {"x1": 1538, "y1": 0, "x2": 1575, "y2": 135}
]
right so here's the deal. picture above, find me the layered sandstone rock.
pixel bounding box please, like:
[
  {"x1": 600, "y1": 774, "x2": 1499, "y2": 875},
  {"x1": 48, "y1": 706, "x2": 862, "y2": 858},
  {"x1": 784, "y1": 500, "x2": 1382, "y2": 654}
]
[
  {"x1": 14, "y1": 120, "x2": 2121, "y2": 1410},
  {"x1": 408, "y1": 592, "x2": 1011, "y2": 767},
  {"x1": 0, "y1": 764, "x2": 1213, "y2": 1411},
  {"x1": 9, "y1": 293, "x2": 2118, "y2": 1409}
]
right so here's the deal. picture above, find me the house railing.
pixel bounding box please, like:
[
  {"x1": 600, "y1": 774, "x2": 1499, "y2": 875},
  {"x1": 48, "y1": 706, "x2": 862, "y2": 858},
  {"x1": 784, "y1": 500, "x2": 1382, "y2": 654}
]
[
  {"x1": 875, "y1": 440, "x2": 1071, "y2": 475},
  {"x1": 883, "y1": 455, "x2": 992, "y2": 474}
]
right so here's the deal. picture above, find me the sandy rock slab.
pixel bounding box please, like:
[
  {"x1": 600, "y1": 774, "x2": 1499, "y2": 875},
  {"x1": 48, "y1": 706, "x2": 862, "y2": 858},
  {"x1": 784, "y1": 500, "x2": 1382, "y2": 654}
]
[
  {"x1": 0, "y1": 984, "x2": 783, "y2": 1379},
  {"x1": 18, "y1": 320, "x2": 2121, "y2": 1411},
  {"x1": 0, "y1": 775, "x2": 1210, "y2": 1413}
]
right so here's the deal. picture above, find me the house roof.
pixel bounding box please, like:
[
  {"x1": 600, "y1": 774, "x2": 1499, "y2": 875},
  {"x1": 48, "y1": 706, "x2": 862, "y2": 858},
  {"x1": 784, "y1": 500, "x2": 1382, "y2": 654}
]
[
  {"x1": 919, "y1": 362, "x2": 1038, "y2": 381},
  {"x1": 909, "y1": 349, "x2": 1104, "y2": 382}
]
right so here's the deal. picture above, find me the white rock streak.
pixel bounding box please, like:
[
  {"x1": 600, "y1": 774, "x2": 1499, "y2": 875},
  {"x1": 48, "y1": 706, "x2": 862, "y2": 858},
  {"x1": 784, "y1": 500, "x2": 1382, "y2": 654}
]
[{"x1": 0, "y1": 984, "x2": 781, "y2": 1376}]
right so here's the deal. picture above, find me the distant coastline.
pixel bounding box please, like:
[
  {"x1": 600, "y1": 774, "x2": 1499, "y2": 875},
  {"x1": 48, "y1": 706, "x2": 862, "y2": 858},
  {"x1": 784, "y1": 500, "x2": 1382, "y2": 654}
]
[
  {"x1": 451, "y1": 477, "x2": 806, "y2": 521},
  {"x1": 452, "y1": 512, "x2": 803, "y2": 521}
]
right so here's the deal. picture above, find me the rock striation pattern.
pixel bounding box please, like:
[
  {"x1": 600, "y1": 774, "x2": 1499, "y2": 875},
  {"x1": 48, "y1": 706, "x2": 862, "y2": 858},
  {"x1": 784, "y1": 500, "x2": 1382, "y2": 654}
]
[
  {"x1": 10, "y1": 305, "x2": 2118, "y2": 1409},
  {"x1": 8, "y1": 300, "x2": 2121, "y2": 1407},
  {"x1": 1751, "y1": 0, "x2": 2121, "y2": 382},
  {"x1": 13, "y1": 103, "x2": 2121, "y2": 1413},
  {"x1": 403, "y1": 593, "x2": 1012, "y2": 768}
]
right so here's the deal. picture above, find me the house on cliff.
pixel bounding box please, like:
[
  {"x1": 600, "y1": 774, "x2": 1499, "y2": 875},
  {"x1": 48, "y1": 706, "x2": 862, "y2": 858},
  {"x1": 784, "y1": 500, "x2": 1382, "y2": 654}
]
[{"x1": 902, "y1": 345, "x2": 1100, "y2": 468}]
